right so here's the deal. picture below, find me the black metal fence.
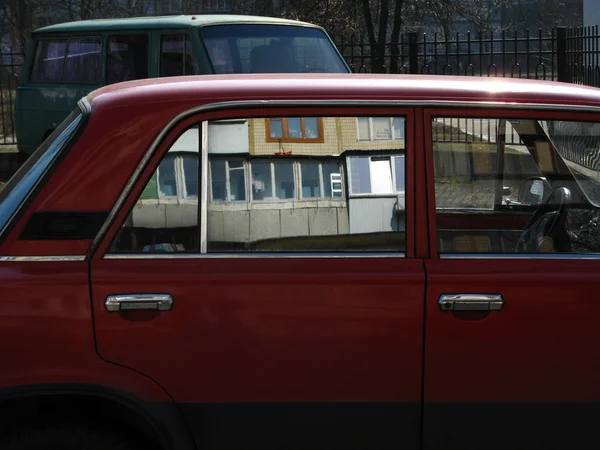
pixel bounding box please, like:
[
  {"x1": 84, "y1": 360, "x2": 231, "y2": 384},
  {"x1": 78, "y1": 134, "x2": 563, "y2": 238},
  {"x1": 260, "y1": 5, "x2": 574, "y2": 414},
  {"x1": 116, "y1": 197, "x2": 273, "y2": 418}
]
[
  {"x1": 335, "y1": 26, "x2": 600, "y2": 88},
  {"x1": 0, "y1": 26, "x2": 599, "y2": 149},
  {"x1": 0, "y1": 51, "x2": 23, "y2": 146}
]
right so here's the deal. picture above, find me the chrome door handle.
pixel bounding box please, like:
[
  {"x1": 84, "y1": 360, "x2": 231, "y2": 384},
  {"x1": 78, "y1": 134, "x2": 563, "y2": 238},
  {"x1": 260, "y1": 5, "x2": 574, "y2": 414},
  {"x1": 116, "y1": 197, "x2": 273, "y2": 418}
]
[
  {"x1": 105, "y1": 294, "x2": 173, "y2": 312},
  {"x1": 438, "y1": 294, "x2": 503, "y2": 312}
]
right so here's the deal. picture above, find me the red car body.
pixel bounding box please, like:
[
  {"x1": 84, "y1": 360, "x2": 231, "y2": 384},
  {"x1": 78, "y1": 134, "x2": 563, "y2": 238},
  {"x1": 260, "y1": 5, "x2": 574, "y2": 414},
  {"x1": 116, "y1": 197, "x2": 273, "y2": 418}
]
[{"x1": 1, "y1": 74, "x2": 599, "y2": 449}]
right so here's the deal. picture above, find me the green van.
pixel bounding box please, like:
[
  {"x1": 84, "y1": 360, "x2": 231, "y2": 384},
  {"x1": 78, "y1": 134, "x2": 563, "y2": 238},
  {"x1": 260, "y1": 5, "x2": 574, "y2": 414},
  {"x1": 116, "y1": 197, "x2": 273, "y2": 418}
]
[{"x1": 15, "y1": 14, "x2": 350, "y2": 155}]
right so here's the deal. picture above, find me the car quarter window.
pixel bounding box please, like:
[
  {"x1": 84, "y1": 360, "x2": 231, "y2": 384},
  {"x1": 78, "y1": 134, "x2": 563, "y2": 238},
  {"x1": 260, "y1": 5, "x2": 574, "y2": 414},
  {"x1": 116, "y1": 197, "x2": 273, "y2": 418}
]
[
  {"x1": 109, "y1": 115, "x2": 408, "y2": 255},
  {"x1": 432, "y1": 115, "x2": 600, "y2": 255}
]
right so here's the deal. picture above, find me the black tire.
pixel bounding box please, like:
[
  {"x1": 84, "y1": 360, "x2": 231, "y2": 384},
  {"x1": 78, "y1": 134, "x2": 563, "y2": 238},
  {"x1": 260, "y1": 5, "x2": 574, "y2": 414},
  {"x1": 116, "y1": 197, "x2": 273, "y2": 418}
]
[{"x1": 0, "y1": 422, "x2": 141, "y2": 450}]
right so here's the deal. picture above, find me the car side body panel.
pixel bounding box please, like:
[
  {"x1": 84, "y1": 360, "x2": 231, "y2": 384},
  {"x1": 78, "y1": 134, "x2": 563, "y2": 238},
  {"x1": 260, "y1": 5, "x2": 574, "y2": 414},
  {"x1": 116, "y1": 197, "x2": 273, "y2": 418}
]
[
  {"x1": 0, "y1": 260, "x2": 195, "y2": 450},
  {"x1": 3, "y1": 74, "x2": 600, "y2": 449}
]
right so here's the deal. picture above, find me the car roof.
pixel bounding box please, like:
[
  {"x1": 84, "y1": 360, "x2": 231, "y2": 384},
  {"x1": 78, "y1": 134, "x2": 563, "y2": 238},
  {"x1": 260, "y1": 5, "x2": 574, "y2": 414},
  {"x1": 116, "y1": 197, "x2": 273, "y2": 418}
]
[
  {"x1": 85, "y1": 74, "x2": 600, "y2": 113},
  {"x1": 34, "y1": 14, "x2": 320, "y2": 34}
]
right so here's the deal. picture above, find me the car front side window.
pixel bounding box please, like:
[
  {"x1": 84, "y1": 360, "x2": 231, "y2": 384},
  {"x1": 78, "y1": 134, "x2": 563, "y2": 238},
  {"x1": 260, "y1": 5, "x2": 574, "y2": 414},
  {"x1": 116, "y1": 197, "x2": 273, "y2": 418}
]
[{"x1": 432, "y1": 115, "x2": 600, "y2": 255}]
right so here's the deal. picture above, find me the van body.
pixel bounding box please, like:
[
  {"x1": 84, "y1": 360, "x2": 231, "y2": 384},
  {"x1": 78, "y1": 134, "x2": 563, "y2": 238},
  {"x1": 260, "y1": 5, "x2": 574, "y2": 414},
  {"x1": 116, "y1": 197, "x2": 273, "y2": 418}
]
[{"x1": 15, "y1": 14, "x2": 350, "y2": 155}]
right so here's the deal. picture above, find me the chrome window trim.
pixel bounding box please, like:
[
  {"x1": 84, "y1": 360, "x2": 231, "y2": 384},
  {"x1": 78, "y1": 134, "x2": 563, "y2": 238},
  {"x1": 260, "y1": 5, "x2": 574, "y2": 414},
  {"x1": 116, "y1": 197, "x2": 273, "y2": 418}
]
[
  {"x1": 104, "y1": 252, "x2": 406, "y2": 259},
  {"x1": 200, "y1": 121, "x2": 209, "y2": 254},
  {"x1": 440, "y1": 253, "x2": 600, "y2": 260},
  {"x1": 91, "y1": 98, "x2": 600, "y2": 259},
  {"x1": 0, "y1": 255, "x2": 86, "y2": 262}
]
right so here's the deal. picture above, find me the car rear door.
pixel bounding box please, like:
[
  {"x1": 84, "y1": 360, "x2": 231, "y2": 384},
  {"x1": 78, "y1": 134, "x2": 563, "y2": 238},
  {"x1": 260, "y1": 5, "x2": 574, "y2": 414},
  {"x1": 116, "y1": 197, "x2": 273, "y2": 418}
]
[
  {"x1": 422, "y1": 108, "x2": 600, "y2": 450},
  {"x1": 90, "y1": 105, "x2": 425, "y2": 450}
]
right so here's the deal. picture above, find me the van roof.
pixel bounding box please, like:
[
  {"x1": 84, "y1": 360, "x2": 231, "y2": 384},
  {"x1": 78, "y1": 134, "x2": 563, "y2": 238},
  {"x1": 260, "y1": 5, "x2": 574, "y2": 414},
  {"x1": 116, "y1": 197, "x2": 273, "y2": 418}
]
[{"x1": 34, "y1": 14, "x2": 320, "y2": 34}]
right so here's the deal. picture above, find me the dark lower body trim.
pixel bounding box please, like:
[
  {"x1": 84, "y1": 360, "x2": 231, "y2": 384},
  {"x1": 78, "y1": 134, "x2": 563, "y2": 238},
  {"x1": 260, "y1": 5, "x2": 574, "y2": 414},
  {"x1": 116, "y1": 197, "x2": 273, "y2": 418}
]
[
  {"x1": 424, "y1": 401, "x2": 600, "y2": 450},
  {"x1": 179, "y1": 401, "x2": 421, "y2": 450}
]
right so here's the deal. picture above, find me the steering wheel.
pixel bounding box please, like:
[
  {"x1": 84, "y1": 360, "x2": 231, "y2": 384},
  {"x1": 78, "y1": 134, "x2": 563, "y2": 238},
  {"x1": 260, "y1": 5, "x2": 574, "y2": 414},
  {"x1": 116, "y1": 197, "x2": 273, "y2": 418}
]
[
  {"x1": 515, "y1": 176, "x2": 552, "y2": 205},
  {"x1": 515, "y1": 186, "x2": 571, "y2": 252}
]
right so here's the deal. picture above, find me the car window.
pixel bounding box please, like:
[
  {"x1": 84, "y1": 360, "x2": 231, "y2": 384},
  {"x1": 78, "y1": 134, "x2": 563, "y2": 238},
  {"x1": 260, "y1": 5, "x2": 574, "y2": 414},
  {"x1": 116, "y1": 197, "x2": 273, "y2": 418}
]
[
  {"x1": 30, "y1": 37, "x2": 101, "y2": 83},
  {"x1": 200, "y1": 24, "x2": 349, "y2": 74},
  {"x1": 0, "y1": 109, "x2": 83, "y2": 235},
  {"x1": 109, "y1": 114, "x2": 407, "y2": 255},
  {"x1": 106, "y1": 35, "x2": 148, "y2": 85},
  {"x1": 110, "y1": 127, "x2": 200, "y2": 253},
  {"x1": 545, "y1": 120, "x2": 600, "y2": 207},
  {"x1": 160, "y1": 34, "x2": 199, "y2": 77},
  {"x1": 433, "y1": 116, "x2": 600, "y2": 255}
]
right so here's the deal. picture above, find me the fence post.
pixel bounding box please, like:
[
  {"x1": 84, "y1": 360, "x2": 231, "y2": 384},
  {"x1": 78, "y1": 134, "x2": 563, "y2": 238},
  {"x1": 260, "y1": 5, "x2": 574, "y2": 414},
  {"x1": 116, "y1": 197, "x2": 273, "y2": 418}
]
[
  {"x1": 408, "y1": 32, "x2": 418, "y2": 74},
  {"x1": 556, "y1": 27, "x2": 569, "y2": 83}
]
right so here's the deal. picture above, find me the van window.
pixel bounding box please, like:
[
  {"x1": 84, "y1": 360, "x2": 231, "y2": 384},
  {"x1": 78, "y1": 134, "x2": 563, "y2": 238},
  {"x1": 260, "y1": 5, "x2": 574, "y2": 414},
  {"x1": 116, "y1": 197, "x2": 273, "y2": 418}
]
[
  {"x1": 107, "y1": 35, "x2": 149, "y2": 85},
  {"x1": 30, "y1": 37, "x2": 101, "y2": 84},
  {"x1": 160, "y1": 35, "x2": 198, "y2": 77},
  {"x1": 200, "y1": 25, "x2": 349, "y2": 74}
]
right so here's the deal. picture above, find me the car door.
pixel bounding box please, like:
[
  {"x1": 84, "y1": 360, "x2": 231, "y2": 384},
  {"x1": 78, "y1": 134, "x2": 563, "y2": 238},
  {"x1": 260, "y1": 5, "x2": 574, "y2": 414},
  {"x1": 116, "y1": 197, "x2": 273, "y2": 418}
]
[
  {"x1": 422, "y1": 108, "x2": 600, "y2": 450},
  {"x1": 90, "y1": 106, "x2": 425, "y2": 450}
]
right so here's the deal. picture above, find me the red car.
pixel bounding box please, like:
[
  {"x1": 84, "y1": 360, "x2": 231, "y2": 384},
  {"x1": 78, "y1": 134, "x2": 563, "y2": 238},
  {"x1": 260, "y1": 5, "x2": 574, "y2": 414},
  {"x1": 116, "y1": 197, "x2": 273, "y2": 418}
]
[{"x1": 1, "y1": 74, "x2": 599, "y2": 450}]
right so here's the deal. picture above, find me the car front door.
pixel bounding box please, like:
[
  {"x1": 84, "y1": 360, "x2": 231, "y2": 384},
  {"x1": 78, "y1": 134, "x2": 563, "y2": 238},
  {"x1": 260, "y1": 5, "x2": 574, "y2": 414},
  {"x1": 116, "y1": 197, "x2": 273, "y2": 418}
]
[
  {"x1": 422, "y1": 108, "x2": 600, "y2": 450},
  {"x1": 90, "y1": 106, "x2": 425, "y2": 450}
]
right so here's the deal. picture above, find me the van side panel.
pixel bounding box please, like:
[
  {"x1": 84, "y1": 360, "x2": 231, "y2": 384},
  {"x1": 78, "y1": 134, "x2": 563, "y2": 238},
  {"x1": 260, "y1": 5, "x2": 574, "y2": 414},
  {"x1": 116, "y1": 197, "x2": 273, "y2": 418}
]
[{"x1": 16, "y1": 35, "x2": 102, "y2": 154}]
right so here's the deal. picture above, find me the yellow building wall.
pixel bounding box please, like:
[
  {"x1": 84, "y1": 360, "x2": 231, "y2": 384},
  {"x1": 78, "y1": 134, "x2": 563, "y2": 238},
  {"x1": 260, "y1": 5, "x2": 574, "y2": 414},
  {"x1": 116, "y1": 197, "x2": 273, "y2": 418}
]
[{"x1": 248, "y1": 117, "x2": 406, "y2": 156}]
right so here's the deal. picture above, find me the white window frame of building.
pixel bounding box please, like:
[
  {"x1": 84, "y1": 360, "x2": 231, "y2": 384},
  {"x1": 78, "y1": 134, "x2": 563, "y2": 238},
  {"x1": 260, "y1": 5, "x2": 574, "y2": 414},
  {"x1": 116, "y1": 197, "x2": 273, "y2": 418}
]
[
  {"x1": 298, "y1": 160, "x2": 344, "y2": 200},
  {"x1": 346, "y1": 154, "x2": 406, "y2": 197},
  {"x1": 157, "y1": 152, "x2": 198, "y2": 202},
  {"x1": 357, "y1": 117, "x2": 405, "y2": 141},
  {"x1": 209, "y1": 158, "x2": 249, "y2": 202},
  {"x1": 208, "y1": 158, "x2": 344, "y2": 203}
]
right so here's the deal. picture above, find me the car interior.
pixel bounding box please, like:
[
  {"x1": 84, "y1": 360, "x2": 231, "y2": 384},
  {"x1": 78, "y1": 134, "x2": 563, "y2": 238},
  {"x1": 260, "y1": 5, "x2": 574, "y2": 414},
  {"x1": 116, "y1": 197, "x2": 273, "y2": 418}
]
[{"x1": 435, "y1": 117, "x2": 599, "y2": 254}]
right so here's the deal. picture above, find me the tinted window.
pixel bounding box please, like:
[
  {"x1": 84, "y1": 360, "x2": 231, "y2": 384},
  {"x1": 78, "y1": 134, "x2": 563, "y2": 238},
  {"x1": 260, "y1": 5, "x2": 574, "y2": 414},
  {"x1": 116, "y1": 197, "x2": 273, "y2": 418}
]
[
  {"x1": 31, "y1": 37, "x2": 101, "y2": 83},
  {"x1": 0, "y1": 110, "x2": 82, "y2": 235},
  {"x1": 107, "y1": 35, "x2": 148, "y2": 85},
  {"x1": 160, "y1": 34, "x2": 198, "y2": 77},
  {"x1": 200, "y1": 24, "x2": 349, "y2": 74}
]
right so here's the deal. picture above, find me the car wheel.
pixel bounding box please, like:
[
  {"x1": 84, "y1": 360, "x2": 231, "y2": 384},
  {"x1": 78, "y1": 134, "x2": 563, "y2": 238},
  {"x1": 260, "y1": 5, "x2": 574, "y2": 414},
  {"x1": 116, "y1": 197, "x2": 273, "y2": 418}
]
[{"x1": 0, "y1": 422, "x2": 141, "y2": 450}]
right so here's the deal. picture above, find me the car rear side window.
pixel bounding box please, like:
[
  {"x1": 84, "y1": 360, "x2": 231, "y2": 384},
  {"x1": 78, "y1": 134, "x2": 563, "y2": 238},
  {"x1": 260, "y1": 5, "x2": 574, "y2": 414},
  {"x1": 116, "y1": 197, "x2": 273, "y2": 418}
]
[
  {"x1": 109, "y1": 114, "x2": 408, "y2": 255},
  {"x1": 107, "y1": 35, "x2": 149, "y2": 85},
  {"x1": 30, "y1": 37, "x2": 101, "y2": 84},
  {"x1": 0, "y1": 110, "x2": 83, "y2": 236}
]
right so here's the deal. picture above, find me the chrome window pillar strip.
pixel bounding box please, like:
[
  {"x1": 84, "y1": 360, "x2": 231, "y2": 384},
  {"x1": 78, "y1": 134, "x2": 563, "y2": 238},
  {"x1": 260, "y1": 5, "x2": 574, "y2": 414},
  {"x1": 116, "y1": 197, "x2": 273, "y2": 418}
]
[
  {"x1": 91, "y1": 98, "x2": 600, "y2": 259},
  {"x1": 200, "y1": 121, "x2": 209, "y2": 254}
]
